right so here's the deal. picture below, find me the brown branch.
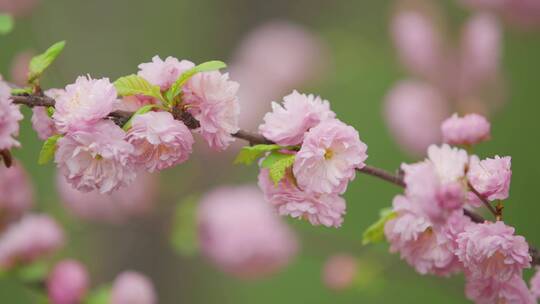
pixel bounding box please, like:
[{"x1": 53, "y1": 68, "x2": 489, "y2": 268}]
[
  {"x1": 468, "y1": 181, "x2": 499, "y2": 219},
  {"x1": 0, "y1": 150, "x2": 12, "y2": 168},
  {"x1": 10, "y1": 92, "x2": 540, "y2": 265}
]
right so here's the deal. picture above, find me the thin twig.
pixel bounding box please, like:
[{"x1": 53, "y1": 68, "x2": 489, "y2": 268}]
[
  {"x1": 468, "y1": 181, "x2": 498, "y2": 219},
  {"x1": 358, "y1": 165, "x2": 406, "y2": 187}
]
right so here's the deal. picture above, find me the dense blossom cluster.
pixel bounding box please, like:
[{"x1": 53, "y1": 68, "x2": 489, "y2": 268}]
[
  {"x1": 384, "y1": 113, "x2": 540, "y2": 303},
  {"x1": 257, "y1": 91, "x2": 367, "y2": 227}
]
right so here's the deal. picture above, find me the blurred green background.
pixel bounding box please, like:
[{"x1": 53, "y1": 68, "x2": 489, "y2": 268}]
[{"x1": 1, "y1": 0, "x2": 540, "y2": 303}]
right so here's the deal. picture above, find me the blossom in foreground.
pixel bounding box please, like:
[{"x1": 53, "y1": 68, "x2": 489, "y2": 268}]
[
  {"x1": 111, "y1": 271, "x2": 157, "y2": 304},
  {"x1": 57, "y1": 172, "x2": 158, "y2": 223},
  {"x1": 456, "y1": 221, "x2": 530, "y2": 282},
  {"x1": 53, "y1": 76, "x2": 117, "y2": 133},
  {"x1": 0, "y1": 164, "x2": 33, "y2": 223},
  {"x1": 293, "y1": 119, "x2": 367, "y2": 195},
  {"x1": 197, "y1": 186, "x2": 298, "y2": 278},
  {"x1": 465, "y1": 274, "x2": 535, "y2": 304},
  {"x1": 384, "y1": 195, "x2": 463, "y2": 276},
  {"x1": 0, "y1": 80, "x2": 23, "y2": 150},
  {"x1": 183, "y1": 71, "x2": 240, "y2": 151},
  {"x1": 138, "y1": 55, "x2": 195, "y2": 91},
  {"x1": 441, "y1": 113, "x2": 491, "y2": 146},
  {"x1": 258, "y1": 169, "x2": 346, "y2": 228},
  {"x1": 47, "y1": 259, "x2": 89, "y2": 304},
  {"x1": 55, "y1": 120, "x2": 135, "y2": 194},
  {"x1": 31, "y1": 89, "x2": 62, "y2": 140},
  {"x1": 127, "y1": 112, "x2": 194, "y2": 172},
  {"x1": 259, "y1": 90, "x2": 336, "y2": 146},
  {"x1": 467, "y1": 155, "x2": 512, "y2": 201},
  {"x1": 322, "y1": 254, "x2": 358, "y2": 291},
  {"x1": 530, "y1": 267, "x2": 540, "y2": 300},
  {"x1": 0, "y1": 214, "x2": 64, "y2": 269}
]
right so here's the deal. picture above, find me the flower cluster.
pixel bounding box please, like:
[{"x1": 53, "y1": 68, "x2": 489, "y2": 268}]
[
  {"x1": 0, "y1": 78, "x2": 23, "y2": 150},
  {"x1": 384, "y1": 113, "x2": 535, "y2": 303},
  {"x1": 257, "y1": 91, "x2": 368, "y2": 227},
  {"x1": 28, "y1": 56, "x2": 240, "y2": 194}
]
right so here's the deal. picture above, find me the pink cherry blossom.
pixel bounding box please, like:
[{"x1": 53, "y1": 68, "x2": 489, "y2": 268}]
[
  {"x1": 460, "y1": 0, "x2": 540, "y2": 29},
  {"x1": 465, "y1": 274, "x2": 535, "y2": 304},
  {"x1": 31, "y1": 107, "x2": 55, "y2": 140},
  {"x1": 384, "y1": 80, "x2": 450, "y2": 156},
  {"x1": 10, "y1": 51, "x2": 32, "y2": 87},
  {"x1": 258, "y1": 90, "x2": 336, "y2": 146},
  {"x1": 0, "y1": 0, "x2": 40, "y2": 16},
  {"x1": 391, "y1": 9, "x2": 443, "y2": 80},
  {"x1": 55, "y1": 120, "x2": 136, "y2": 194},
  {"x1": 322, "y1": 253, "x2": 358, "y2": 291},
  {"x1": 468, "y1": 155, "x2": 512, "y2": 201},
  {"x1": 456, "y1": 221, "x2": 531, "y2": 282},
  {"x1": 197, "y1": 185, "x2": 298, "y2": 278},
  {"x1": 441, "y1": 113, "x2": 491, "y2": 146},
  {"x1": 293, "y1": 119, "x2": 367, "y2": 195},
  {"x1": 137, "y1": 56, "x2": 195, "y2": 91},
  {"x1": 427, "y1": 144, "x2": 469, "y2": 183},
  {"x1": 384, "y1": 195, "x2": 463, "y2": 276},
  {"x1": 183, "y1": 71, "x2": 240, "y2": 151},
  {"x1": 0, "y1": 80, "x2": 23, "y2": 150},
  {"x1": 47, "y1": 259, "x2": 89, "y2": 304},
  {"x1": 127, "y1": 111, "x2": 194, "y2": 172},
  {"x1": 57, "y1": 172, "x2": 158, "y2": 223},
  {"x1": 53, "y1": 76, "x2": 117, "y2": 133},
  {"x1": 0, "y1": 214, "x2": 64, "y2": 269},
  {"x1": 111, "y1": 271, "x2": 157, "y2": 304},
  {"x1": 258, "y1": 169, "x2": 346, "y2": 228},
  {"x1": 530, "y1": 267, "x2": 540, "y2": 300},
  {"x1": 0, "y1": 163, "x2": 33, "y2": 223}
]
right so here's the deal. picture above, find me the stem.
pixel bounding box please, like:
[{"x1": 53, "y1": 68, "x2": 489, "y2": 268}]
[
  {"x1": 468, "y1": 182, "x2": 499, "y2": 219},
  {"x1": 358, "y1": 165, "x2": 405, "y2": 187}
]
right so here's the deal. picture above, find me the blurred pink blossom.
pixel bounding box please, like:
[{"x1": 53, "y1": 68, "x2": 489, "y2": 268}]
[
  {"x1": 197, "y1": 185, "x2": 298, "y2": 278},
  {"x1": 0, "y1": 163, "x2": 33, "y2": 224},
  {"x1": 10, "y1": 51, "x2": 32, "y2": 87},
  {"x1": 0, "y1": 0, "x2": 40, "y2": 17},
  {"x1": 460, "y1": 0, "x2": 540, "y2": 29},
  {"x1": 56, "y1": 172, "x2": 158, "y2": 223},
  {"x1": 322, "y1": 254, "x2": 358, "y2": 291},
  {"x1": 47, "y1": 259, "x2": 89, "y2": 304},
  {"x1": 465, "y1": 274, "x2": 535, "y2": 304},
  {"x1": 0, "y1": 214, "x2": 64, "y2": 269},
  {"x1": 111, "y1": 271, "x2": 157, "y2": 304},
  {"x1": 0, "y1": 79, "x2": 23, "y2": 150},
  {"x1": 530, "y1": 267, "x2": 540, "y2": 300},
  {"x1": 441, "y1": 113, "x2": 491, "y2": 146}
]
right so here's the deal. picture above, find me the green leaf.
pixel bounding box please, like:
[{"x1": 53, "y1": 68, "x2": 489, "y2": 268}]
[
  {"x1": 165, "y1": 60, "x2": 227, "y2": 101},
  {"x1": 84, "y1": 286, "x2": 111, "y2": 304},
  {"x1": 47, "y1": 106, "x2": 55, "y2": 117},
  {"x1": 171, "y1": 195, "x2": 199, "y2": 256},
  {"x1": 121, "y1": 104, "x2": 159, "y2": 131},
  {"x1": 261, "y1": 152, "x2": 296, "y2": 185},
  {"x1": 362, "y1": 208, "x2": 396, "y2": 245},
  {"x1": 15, "y1": 261, "x2": 49, "y2": 283},
  {"x1": 114, "y1": 74, "x2": 163, "y2": 100},
  {"x1": 38, "y1": 135, "x2": 62, "y2": 165},
  {"x1": 0, "y1": 14, "x2": 14, "y2": 35},
  {"x1": 233, "y1": 144, "x2": 283, "y2": 165},
  {"x1": 11, "y1": 87, "x2": 32, "y2": 95},
  {"x1": 28, "y1": 41, "x2": 66, "y2": 83}
]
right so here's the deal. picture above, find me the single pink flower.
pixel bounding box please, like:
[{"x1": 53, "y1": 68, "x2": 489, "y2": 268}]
[
  {"x1": 384, "y1": 80, "x2": 450, "y2": 156},
  {"x1": 47, "y1": 259, "x2": 89, "y2": 304},
  {"x1": 111, "y1": 271, "x2": 157, "y2": 304},
  {"x1": 391, "y1": 9, "x2": 443, "y2": 80},
  {"x1": 0, "y1": 163, "x2": 33, "y2": 224},
  {"x1": 384, "y1": 195, "x2": 463, "y2": 276},
  {"x1": 441, "y1": 113, "x2": 491, "y2": 146},
  {"x1": 258, "y1": 169, "x2": 346, "y2": 228},
  {"x1": 183, "y1": 71, "x2": 240, "y2": 151},
  {"x1": 53, "y1": 76, "x2": 117, "y2": 133},
  {"x1": 127, "y1": 111, "x2": 194, "y2": 172},
  {"x1": 530, "y1": 267, "x2": 540, "y2": 300},
  {"x1": 137, "y1": 56, "x2": 194, "y2": 91},
  {"x1": 465, "y1": 274, "x2": 535, "y2": 304},
  {"x1": 456, "y1": 221, "x2": 531, "y2": 282},
  {"x1": 258, "y1": 90, "x2": 336, "y2": 146},
  {"x1": 0, "y1": 214, "x2": 64, "y2": 269},
  {"x1": 293, "y1": 119, "x2": 367, "y2": 195},
  {"x1": 198, "y1": 185, "x2": 298, "y2": 278},
  {"x1": 0, "y1": 80, "x2": 23, "y2": 150},
  {"x1": 468, "y1": 155, "x2": 511, "y2": 201},
  {"x1": 55, "y1": 120, "x2": 136, "y2": 194},
  {"x1": 322, "y1": 254, "x2": 358, "y2": 291},
  {"x1": 57, "y1": 172, "x2": 158, "y2": 223},
  {"x1": 427, "y1": 144, "x2": 469, "y2": 183}
]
